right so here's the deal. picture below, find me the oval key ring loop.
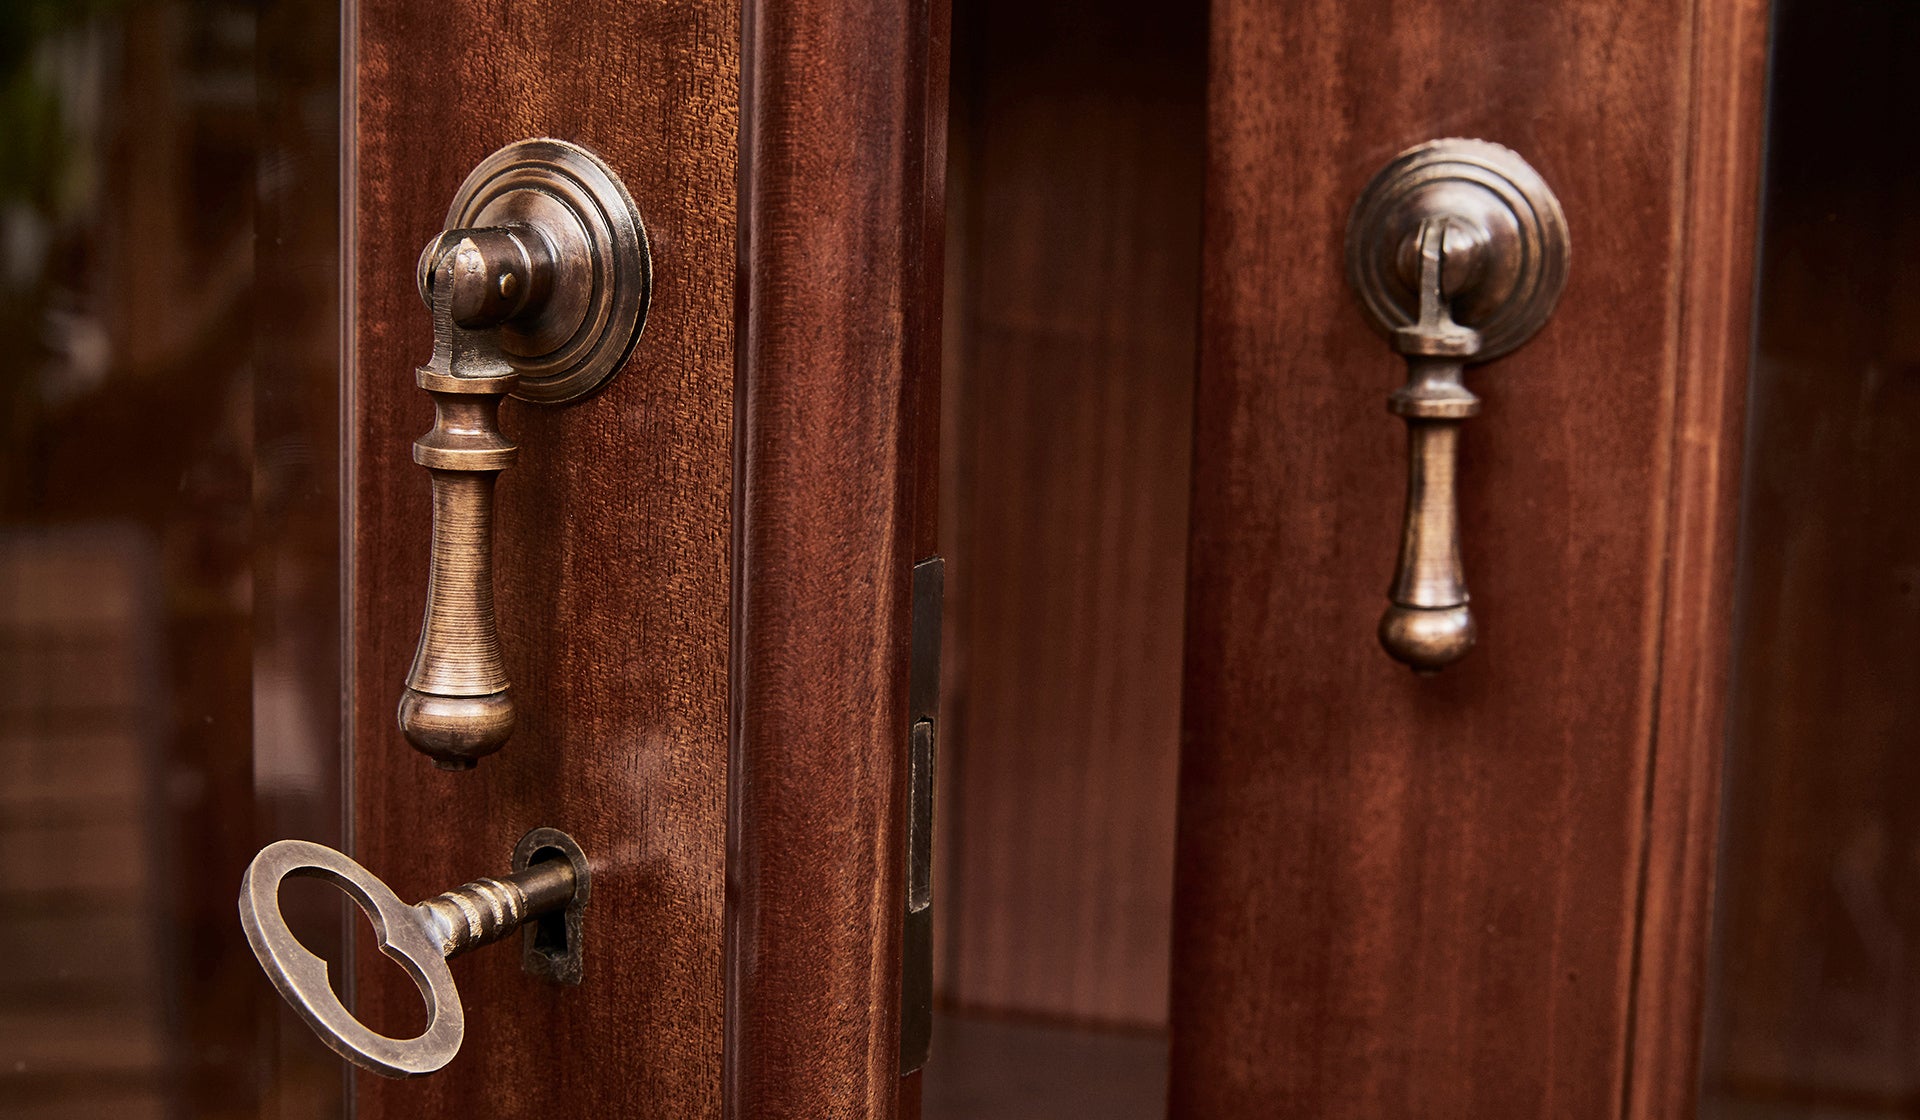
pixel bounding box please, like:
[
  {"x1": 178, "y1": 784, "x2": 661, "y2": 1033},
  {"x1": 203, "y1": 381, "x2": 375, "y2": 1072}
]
[{"x1": 238, "y1": 839, "x2": 465, "y2": 1077}]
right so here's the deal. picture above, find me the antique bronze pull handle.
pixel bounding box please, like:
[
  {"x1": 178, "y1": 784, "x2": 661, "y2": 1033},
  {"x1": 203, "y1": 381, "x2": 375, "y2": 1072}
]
[
  {"x1": 397, "y1": 139, "x2": 650, "y2": 767},
  {"x1": 237, "y1": 830, "x2": 591, "y2": 1078},
  {"x1": 1346, "y1": 139, "x2": 1569, "y2": 672}
]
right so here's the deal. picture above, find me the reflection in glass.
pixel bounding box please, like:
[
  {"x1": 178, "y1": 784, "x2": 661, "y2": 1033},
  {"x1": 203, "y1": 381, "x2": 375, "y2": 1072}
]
[
  {"x1": 1703, "y1": 2, "x2": 1920, "y2": 1116},
  {"x1": 0, "y1": 2, "x2": 342, "y2": 1116}
]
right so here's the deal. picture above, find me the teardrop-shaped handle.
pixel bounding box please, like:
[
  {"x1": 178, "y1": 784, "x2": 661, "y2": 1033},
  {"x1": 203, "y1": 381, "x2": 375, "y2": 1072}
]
[
  {"x1": 1377, "y1": 219, "x2": 1484, "y2": 671},
  {"x1": 395, "y1": 139, "x2": 651, "y2": 768},
  {"x1": 398, "y1": 240, "x2": 522, "y2": 767},
  {"x1": 1346, "y1": 139, "x2": 1570, "y2": 672}
]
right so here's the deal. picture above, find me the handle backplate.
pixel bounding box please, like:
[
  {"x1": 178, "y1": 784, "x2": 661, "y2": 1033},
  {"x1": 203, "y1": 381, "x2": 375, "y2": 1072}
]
[
  {"x1": 431, "y1": 138, "x2": 652, "y2": 403},
  {"x1": 1348, "y1": 138, "x2": 1568, "y2": 362},
  {"x1": 1346, "y1": 139, "x2": 1570, "y2": 671}
]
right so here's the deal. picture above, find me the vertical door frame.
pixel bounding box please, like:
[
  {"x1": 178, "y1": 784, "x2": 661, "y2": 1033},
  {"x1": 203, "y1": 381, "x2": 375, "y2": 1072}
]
[
  {"x1": 1625, "y1": 1, "x2": 1772, "y2": 1112},
  {"x1": 344, "y1": 0, "x2": 947, "y2": 1112},
  {"x1": 728, "y1": 0, "x2": 949, "y2": 1116}
]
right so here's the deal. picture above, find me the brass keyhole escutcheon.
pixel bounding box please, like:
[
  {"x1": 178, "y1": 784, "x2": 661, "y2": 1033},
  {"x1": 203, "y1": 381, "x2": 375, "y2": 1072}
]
[
  {"x1": 398, "y1": 139, "x2": 651, "y2": 768},
  {"x1": 1346, "y1": 138, "x2": 1570, "y2": 672}
]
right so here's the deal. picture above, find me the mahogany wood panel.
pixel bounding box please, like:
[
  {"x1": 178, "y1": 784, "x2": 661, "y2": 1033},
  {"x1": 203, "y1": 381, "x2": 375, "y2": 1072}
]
[
  {"x1": 1703, "y1": 3, "x2": 1920, "y2": 1111},
  {"x1": 1627, "y1": 2, "x2": 1770, "y2": 1115},
  {"x1": 936, "y1": 0, "x2": 1205, "y2": 1028},
  {"x1": 350, "y1": 2, "x2": 738, "y2": 1118},
  {"x1": 728, "y1": 0, "x2": 946, "y2": 1116},
  {"x1": 1171, "y1": 0, "x2": 1766, "y2": 1116}
]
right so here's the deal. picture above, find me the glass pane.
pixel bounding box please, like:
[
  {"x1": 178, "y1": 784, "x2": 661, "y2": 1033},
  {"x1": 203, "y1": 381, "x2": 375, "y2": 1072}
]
[
  {"x1": 0, "y1": 2, "x2": 343, "y2": 1116},
  {"x1": 926, "y1": 0, "x2": 1203, "y2": 1113},
  {"x1": 1702, "y1": 2, "x2": 1920, "y2": 1116}
]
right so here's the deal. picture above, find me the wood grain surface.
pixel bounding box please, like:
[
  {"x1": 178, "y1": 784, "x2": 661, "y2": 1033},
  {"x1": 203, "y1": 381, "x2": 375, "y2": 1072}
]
[
  {"x1": 936, "y1": 0, "x2": 1205, "y2": 1029},
  {"x1": 350, "y1": 2, "x2": 739, "y2": 1118},
  {"x1": 728, "y1": 0, "x2": 946, "y2": 1116},
  {"x1": 1169, "y1": 0, "x2": 1767, "y2": 1116},
  {"x1": 1626, "y1": 0, "x2": 1770, "y2": 1114}
]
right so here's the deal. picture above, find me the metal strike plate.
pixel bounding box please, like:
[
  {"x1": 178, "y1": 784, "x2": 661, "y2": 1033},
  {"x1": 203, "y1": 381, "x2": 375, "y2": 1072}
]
[{"x1": 901, "y1": 556, "x2": 943, "y2": 1075}]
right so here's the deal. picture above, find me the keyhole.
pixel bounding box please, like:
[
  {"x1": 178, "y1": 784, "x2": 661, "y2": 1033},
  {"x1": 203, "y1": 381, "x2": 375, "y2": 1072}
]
[{"x1": 525, "y1": 846, "x2": 571, "y2": 965}]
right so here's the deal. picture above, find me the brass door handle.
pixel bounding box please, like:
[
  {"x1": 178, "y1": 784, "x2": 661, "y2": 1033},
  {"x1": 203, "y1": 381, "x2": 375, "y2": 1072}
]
[
  {"x1": 1346, "y1": 139, "x2": 1569, "y2": 672},
  {"x1": 397, "y1": 139, "x2": 650, "y2": 767},
  {"x1": 237, "y1": 830, "x2": 590, "y2": 1077}
]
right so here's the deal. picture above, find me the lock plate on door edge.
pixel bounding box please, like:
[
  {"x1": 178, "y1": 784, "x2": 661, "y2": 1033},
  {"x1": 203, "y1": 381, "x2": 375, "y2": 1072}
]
[{"x1": 900, "y1": 556, "x2": 943, "y2": 1075}]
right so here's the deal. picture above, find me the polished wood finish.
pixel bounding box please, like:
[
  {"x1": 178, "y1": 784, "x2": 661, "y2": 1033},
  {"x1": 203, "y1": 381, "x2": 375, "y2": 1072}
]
[
  {"x1": 936, "y1": 0, "x2": 1205, "y2": 1029},
  {"x1": 729, "y1": 0, "x2": 946, "y2": 1113},
  {"x1": 1171, "y1": 0, "x2": 1767, "y2": 1115},
  {"x1": 350, "y1": 2, "x2": 738, "y2": 1117},
  {"x1": 353, "y1": 0, "x2": 947, "y2": 1113},
  {"x1": 1625, "y1": 2, "x2": 1770, "y2": 1115}
]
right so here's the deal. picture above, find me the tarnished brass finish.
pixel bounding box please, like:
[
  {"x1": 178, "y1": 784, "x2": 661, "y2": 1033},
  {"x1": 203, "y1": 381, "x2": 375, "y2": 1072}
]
[
  {"x1": 1347, "y1": 139, "x2": 1569, "y2": 672},
  {"x1": 415, "y1": 224, "x2": 556, "y2": 328},
  {"x1": 237, "y1": 832, "x2": 591, "y2": 1078},
  {"x1": 513, "y1": 826, "x2": 592, "y2": 985},
  {"x1": 434, "y1": 138, "x2": 651, "y2": 404},
  {"x1": 400, "y1": 242, "x2": 521, "y2": 767},
  {"x1": 397, "y1": 139, "x2": 650, "y2": 767}
]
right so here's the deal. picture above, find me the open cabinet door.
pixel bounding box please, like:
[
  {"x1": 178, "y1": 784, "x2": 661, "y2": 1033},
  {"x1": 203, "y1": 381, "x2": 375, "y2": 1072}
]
[
  {"x1": 1170, "y1": 0, "x2": 1769, "y2": 1117},
  {"x1": 342, "y1": 1, "x2": 944, "y2": 1118},
  {"x1": 5, "y1": 0, "x2": 1789, "y2": 1114}
]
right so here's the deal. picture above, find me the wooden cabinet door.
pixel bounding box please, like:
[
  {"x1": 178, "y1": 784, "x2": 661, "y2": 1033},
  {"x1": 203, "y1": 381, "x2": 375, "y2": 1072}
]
[
  {"x1": 345, "y1": 2, "x2": 943, "y2": 1118},
  {"x1": 1169, "y1": 1, "x2": 1768, "y2": 1117}
]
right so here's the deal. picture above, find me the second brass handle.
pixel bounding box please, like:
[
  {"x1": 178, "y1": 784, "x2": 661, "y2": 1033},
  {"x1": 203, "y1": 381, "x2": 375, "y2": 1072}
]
[
  {"x1": 1347, "y1": 139, "x2": 1570, "y2": 672},
  {"x1": 1379, "y1": 218, "x2": 1483, "y2": 667},
  {"x1": 397, "y1": 139, "x2": 650, "y2": 768}
]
